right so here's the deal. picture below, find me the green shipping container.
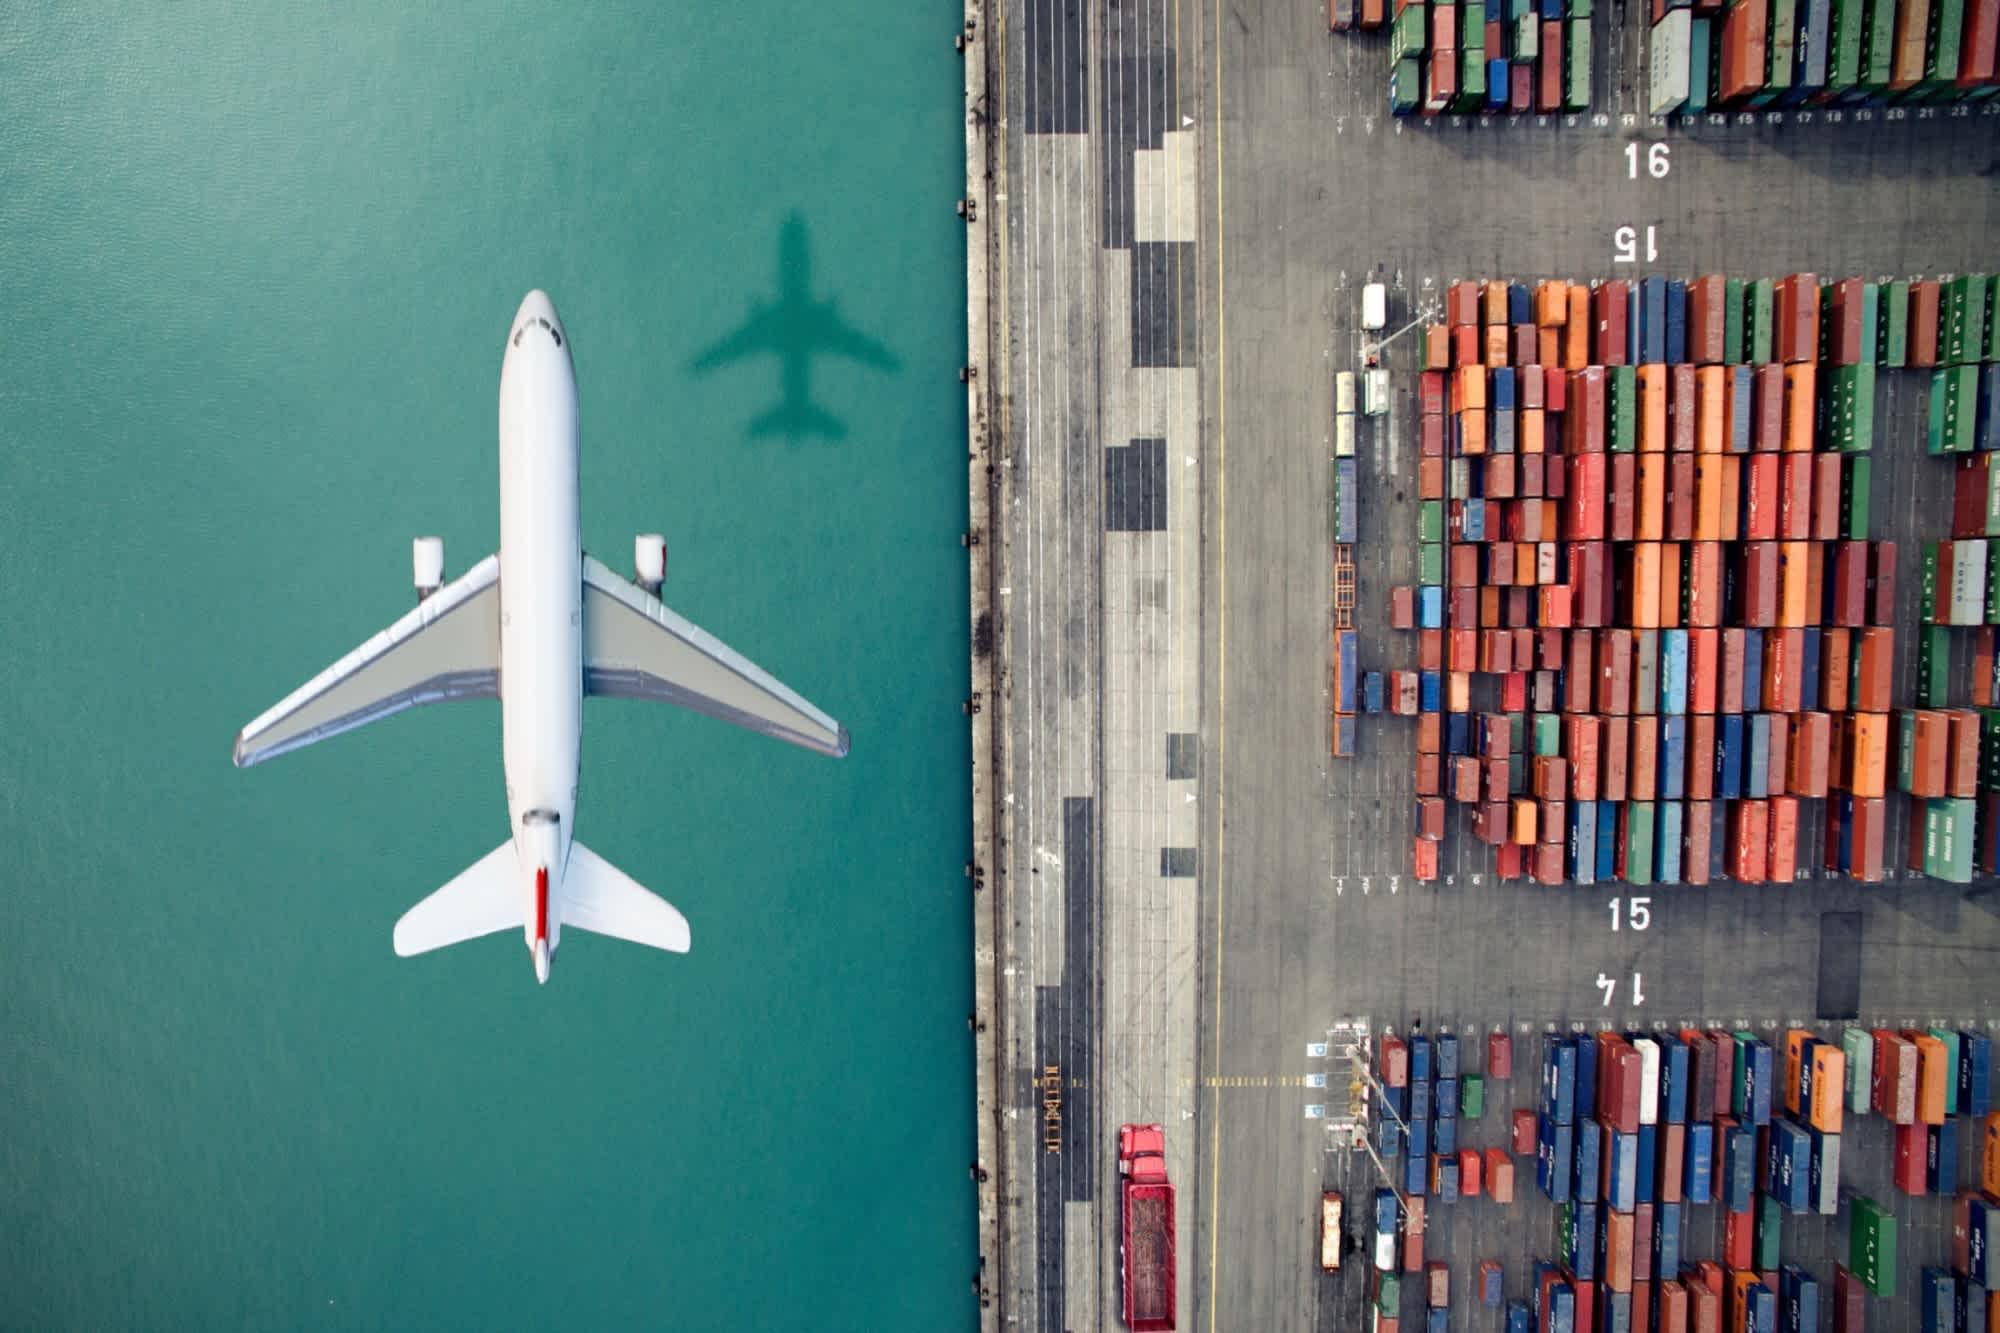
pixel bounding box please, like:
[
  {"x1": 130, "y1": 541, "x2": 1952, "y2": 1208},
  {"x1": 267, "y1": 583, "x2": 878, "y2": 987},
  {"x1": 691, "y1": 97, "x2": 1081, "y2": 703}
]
[
  {"x1": 1508, "y1": 747, "x2": 1525, "y2": 796},
  {"x1": 1919, "y1": 624, "x2": 1952, "y2": 706},
  {"x1": 1842, "y1": 455, "x2": 1872, "y2": 540},
  {"x1": 1419, "y1": 500, "x2": 1445, "y2": 543},
  {"x1": 1768, "y1": 0, "x2": 1799, "y2": 86},
  {"x1": 1924, "y1": 797, "x2": 1975, "y2": 882},
  {"x1": 1944, "y1": 273, "x2": 1988, "y2": 364},
  {"x1": 1923, "y1": 0, "x2": 1964, "y2": 82},
  {"x1": 1898, "y1": 709, "x2": 1920, "y2": 791},
  {"x1": 1377, "y1": 1270, "x2": 1401, "y2": 1313},
  {"x1": 1610, "y1": 366, "x2": 1638, "y2": 451},
  {"x1": 1458, "y1": 47, "x2": 1488, "y2": 108},
  {"x1": 1842, "y1": 1027, "x2": 1873, "y2": 1114},
  {"x1": 1725, "y1": 279, "x2": 1746, "y2": 365},
  {"x1": 1828, "y1": 362, "x2": 1876, "y2": 453},
  {"x1": 1689, "y1": 16, "x2": 1713, "y2": 112},
  {"x1": 1391, "y1": 58, "x2": 1423, "y2": 114},
  {"x1": 1624, "y1": 801, "x2": 1656, "y2": 887},
  {"x1": 1981, "y1": 709, "x2": 2000, "y2": 791},
  {"x1": 1827, "y1": 0, "x2": 1865, "y2": 90},
  {"x1": 1516, "y1": 13, "x2": 1540, "y2": 57},
  {"x1": 1420, "y1": 542, "x2": 1445, "y2": 586},
  {"x1": 1986, "y1": 542, "x2": 2000, "y2": 622},
  {"x1": 1565, "y1": 19, "x2": 1592, "y2": 109},
  {"x1": 1934, "y1": 364, "x2": 1980, "y2": 453},
  {"x1": 1533, "y1": 712, "x2": 1561, "y2": 756},
  {"x1": 1921, "y1": 542, "x2": 1939, "y2": 621},
  {"x1": 1572, "y1": 0, "x2": 1594, "y2": 18},
  {"x1": 1987, "y1": 275, "x2": 2000, "y2": 361},
  {"x1": 1860, "y1": 281, "x2": 1880, "y2": 359},
  {"x1": 1755, "y1": 1193, "x2": 1784, "y2": 1270},
  {"x1": 1880, "y1": 280, "x2": 1909, "y2": 366},
  {"x1": 1748, "y1": 280, "x2": 1775, "y2": 364},
  {"x1": 1392, "y1": 6, "x2": 1428, "y2": 61},
  {"x1": 1860, "y1": 0, "x2": 1896, "y2": 89},
  {"x1": 1464, "y1": 0, "x2": 1490, "y2": 36},
  {"x1": 1461, "y1": 1073, "x2": 1485, "y2": 1118},
  {"x1": 1850, "y1": 1196, "x2": 1897, "y2": 1295}
]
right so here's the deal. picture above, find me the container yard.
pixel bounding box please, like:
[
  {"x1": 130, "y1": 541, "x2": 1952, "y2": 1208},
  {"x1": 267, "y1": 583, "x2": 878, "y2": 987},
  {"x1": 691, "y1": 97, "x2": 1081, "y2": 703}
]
[
  {"x1": 969, "y1": 0, "x2": 2000, "y2": 1325},
  {"x1": 1320, "y1": 1018, "x2": 2000, "y2": 1329}
]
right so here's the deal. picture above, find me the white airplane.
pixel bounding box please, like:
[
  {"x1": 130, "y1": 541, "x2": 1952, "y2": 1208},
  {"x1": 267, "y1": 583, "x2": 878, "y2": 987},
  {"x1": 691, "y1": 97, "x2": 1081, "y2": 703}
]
[{"x1": 234, "y1": 290, "x2": 848, "y2": 984}]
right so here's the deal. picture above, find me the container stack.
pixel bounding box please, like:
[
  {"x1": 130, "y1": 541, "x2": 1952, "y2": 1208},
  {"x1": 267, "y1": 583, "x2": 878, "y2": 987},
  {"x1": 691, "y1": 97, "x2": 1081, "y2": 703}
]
[
  {"x1": 1646, "y1": 0, "x2": 2000, "y2": 112},
  {"x1": 1371, "y1": 0, "x2": 1593, "y2": 114},
  {"x1": 1386, "y1": 272, "x2": 2000, "y2": 888},
  {"x1": 1375, "y1": 1030, "x2": 1514, "y2": 1205}
]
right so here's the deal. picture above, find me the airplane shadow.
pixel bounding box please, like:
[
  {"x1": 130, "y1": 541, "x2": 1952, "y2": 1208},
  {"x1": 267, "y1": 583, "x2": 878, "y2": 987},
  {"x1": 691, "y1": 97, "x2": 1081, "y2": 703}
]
[{"x1": 689, "y1": 213, "x2": 900, "y2": 444}]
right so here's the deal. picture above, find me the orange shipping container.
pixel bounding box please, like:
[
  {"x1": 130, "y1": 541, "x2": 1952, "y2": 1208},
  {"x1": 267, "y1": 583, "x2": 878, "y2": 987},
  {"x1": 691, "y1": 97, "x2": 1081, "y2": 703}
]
[
  {"x1": 1949, "y1": 709, "x2": 1981, "y2": 798},
  {"x1": 1731, "y1": 799, "x2": 1769, "y2": 882},
  {"x1": 1694, "y1": 457, "x2": 1726, "y2": 541},
  {"x1": 1848, "y1": 712, "x2": 1890, "y2": 799},
  {"x1": 1809, "y1": 1045, "x2": 1845, "y2": 1133},
  {"x1": 1812, "y1": 454, "x2": 1842, "y2": 542},
  {"x1": 1566, "y1": 286, "x2": 1592, "y2": 370},
  {"x1": 1696, "y1": 365, "x2": 1726, "y2": 453},
  {"x1": 1536, "y1": 280, "x2": 1569, "y2": 326},
  {"x1": 1854, "y1": 628, "x2": 1895, "y2": 712},
  {"x1": 1769, "y1": 795, "x2": 1799, "y2": 882},
  {"x1": 1779, "y1": 454, "x2": 1814, "y2": 542},
  {"x1": 1604, "y1": 1210, "x2": 1636, "y2": 1293},
  {"x1": 1690, "y1": 630, "x2": 1719, "y2": 713},
  {"x1": 1538, "y1": 328, "x2": 1560, "y2": 369},
  {"x1": 1485, "y1": 324, "x2": 1510, "y2": 368},
  {"x1": 1637, "y1": 455, "x2": 1667, "y2": 541},
  {"x1": 1639, "y1": 363, "x2": 1669, "y2": 452},
  {"x1": 1913, "y1": 1032, "x2": 1949, "y2": 1125},
  {"x1": 1660, "y1": 544, "x2": 1683, "y2": 631},
  {"x1": 1718, "y1": 455, "x2": 1741, "y2": 542},
  {"x1": 1984, "y1": 1112, "x2": 2000, "y2": 1194},
  {"x1": 1782, "y1": 363, "x2": 1816, "y2": 450},
  {"x1": 1486, "y1": 1148, "x2": 1515, "y2": 1203},
  {"x1": 1631, "y1": 542, "x2": 1664, "y2": 628},
  {"x1": 1631, "y1": 716, "x2": 1660, "y2": 802},
  {"x1": 1688, "y1": 543, "x2": 1723, "y2": 627},
  {"x1": 1523, "y1": 407, "x2": 1546, "y2": 454},
  {"x1": 1462, "y1": 408, "x2": 1488, "y2": 455}
]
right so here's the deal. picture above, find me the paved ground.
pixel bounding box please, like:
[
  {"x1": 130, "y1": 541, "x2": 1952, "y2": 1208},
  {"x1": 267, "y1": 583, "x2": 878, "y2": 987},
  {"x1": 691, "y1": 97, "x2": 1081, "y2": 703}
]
[{"x1": 984, "y1": 0, "x2": 2000, "y2": 1326}]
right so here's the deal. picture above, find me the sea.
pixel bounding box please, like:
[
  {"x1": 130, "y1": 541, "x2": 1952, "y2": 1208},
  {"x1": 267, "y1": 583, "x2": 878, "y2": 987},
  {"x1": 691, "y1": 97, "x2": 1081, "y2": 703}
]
[{"x1": 0, "y1": 2, "x2": 975, "y2": 1327}]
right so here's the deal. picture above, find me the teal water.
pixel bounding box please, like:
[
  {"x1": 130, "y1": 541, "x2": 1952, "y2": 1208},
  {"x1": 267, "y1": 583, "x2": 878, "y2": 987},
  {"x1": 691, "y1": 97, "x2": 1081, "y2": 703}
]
[{"x1": 0, "y1": 3, "x2": 972, "y2": 1327}]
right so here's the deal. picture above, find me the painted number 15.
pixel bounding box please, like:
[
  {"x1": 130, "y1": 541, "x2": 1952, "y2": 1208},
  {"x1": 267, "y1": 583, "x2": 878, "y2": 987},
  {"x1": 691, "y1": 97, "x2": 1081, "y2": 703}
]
[
  {"x1": 1608, "y1": 896, "x2": 1652, "y2": 931},
  {"x1": 1614, "y1": 225, "x2": 1659, "y2": 265}
]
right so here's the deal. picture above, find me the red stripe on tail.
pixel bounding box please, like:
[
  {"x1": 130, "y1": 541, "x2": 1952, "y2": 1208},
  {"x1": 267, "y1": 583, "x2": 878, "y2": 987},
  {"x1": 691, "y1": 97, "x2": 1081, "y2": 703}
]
[{"x1": 534, "y1": 866, "x2": 548, "y2": 942}]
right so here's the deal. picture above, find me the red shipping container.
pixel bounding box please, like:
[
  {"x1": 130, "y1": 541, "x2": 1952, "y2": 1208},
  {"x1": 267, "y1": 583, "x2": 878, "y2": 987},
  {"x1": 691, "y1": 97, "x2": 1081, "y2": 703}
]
[
  {"x1": 1850, "y1": 795, "x2": 1887, "y2": 882},
  {"x1": 1949, "y1": 710, "x2": 1980, "y2": 798},
  {"x1": 1744, "y1": 455, "x2": 1781, "y2": 541},
  {"x1": 1730, "y1": 799, "x2": 1769, "y2": 883},
  {"x1": 1872, "y1": 1030, "x2": 1918, "y2": 1122},
  {"x1": 1765, "y1": 628, "x2": 1804, "y2": 714},
  {"x1": 1775, "y1": 272, "x2": 1820, "y2": 365},
  {"x1": 1909, "y1": 281, "x2": 1940, "y2": 367},
  {"x1": 1488, "y1": 1031, "x2": 1513, "y2": 1080},
  {"x1": 1599, "y1": 631, "x2": 1634, "y2": 716},
  {"x1": 1513, "y1": 1107, "x2": 1536, "y2": 1155},
  {"x1": 1753, "y1": 364, "x2": 1785, "y2": 451},
  {"x1": 1570, "y1": 455, "x2": 1607, "y2": 539},
  {"x1": 1854, "y1": 628, "x2": 1894, "y2": 713},
  {"x1": 1769, "y1": 796, "x2": 1799, "y2": 882},
  {"x1": 1719, "y1": 629, "x2": 1746, "y2": 714},
  {"x1": 1658, "y1": 1278, "x2": 1690, "y2": 1333},
  {"x1": 1630, "y1": 716, "x2": 1660, "y2": 802},
  {"x1": 1594, "y1": 281, "x2": 1630, "y2": 367},
  {"x1": 1689, "y1": 629, "x2": 1720, "y2": 712},
  {"x1": 1603, "y1": 1043, "x2": 1642, "y2": 1131},
  {"x1": 1447, "y1": 281, "x2": 1479, "y2": 327},
  {"x1": 1822, "y1": 632, "x2": 1852, "y2": 713},
  {"x1": 1381, "y1": 1037, "x2": 1410, "y2": 1086},
  {"x1": 1779, "y1": 453, "x2": 1813, "y2": 540},
  {"x1": 1830, "y1": 1266, "x2": 1865, "y2": 1333},
  {"x1": 1568, "y1": 714, "x2": 1602, "y2": 799},
  {"x1": 1633, "y1": 1201, "x2": 1654, "y2": 1284},
  {"x1": 1690, "y1": 1280, "x2": 1721, "y2": 1333},
  {"x1": 1486, "y1": 1149, "x2": 1515, "y2": 1203},
  {"x1": 1722, "y1": 1207, "x2": 1754, "y2": 1271},
  {"x1": 1959, "y1": 0, "x2": 2000, "y2": 84},
  {"x1": 1670, "y1": 364, "x2": 1697, "y2": 453},
  {"x1": 1687, "y1": 275, "x2": 1727, "y2": 365},
  {"x1": 1539, "y1": 22, "x2": 1565, "y2": 108},
  {"x1": 1611, "y1": 455, "x2": 1638, "y2": 541},
  {"x1": 1689, "y1": 717, "x2": 1718, "y2": 800},
  {"x1": 1547, "y1": 366, "x2": 1569, "y2": 414},
  {"x1": 1870, "y1": 541, "x2": 1897, "y2": 626},
  {"x1": 1894, "y1": 1120, "x2": 1928, "y2": 1194},
  {"x1": 1831, "y1": 542, "x2": 1868, "y2": 625},
  {"x1": 1766, "y1": 714, "x2": 1790, "y2": 797},
  {"x1": 1603, "y1": 717, "x2": 1631, "y2": 803},
  {"x1": 1667, "y1": 453, "x2": 1697, "y2": 541},
  {"x1": 1826, "y1": 278, "x2": 1868, "y2": 365}
]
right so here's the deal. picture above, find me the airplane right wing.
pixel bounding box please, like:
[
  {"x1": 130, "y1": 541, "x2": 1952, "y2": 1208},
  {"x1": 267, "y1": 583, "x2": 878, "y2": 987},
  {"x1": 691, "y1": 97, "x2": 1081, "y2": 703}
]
[
  {"x1": 691, "y1": 305, "x2": 782, "y2": 371},
  {"x1": 233, "y1": 555, "x2": 501, "y2": 768},
  {"x1": 579, "y1": 555, "x2": 849, "y2": 758}
]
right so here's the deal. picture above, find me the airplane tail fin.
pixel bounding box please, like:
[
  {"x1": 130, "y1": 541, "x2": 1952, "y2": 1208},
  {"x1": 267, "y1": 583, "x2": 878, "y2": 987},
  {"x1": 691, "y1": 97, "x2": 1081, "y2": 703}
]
[
  {"x1": 393, "y1": 841, "x2": 522, "y2": 956},
  {"x1": 748, "y1": 399, "x2": 845, "y2": 441},
  {"x1": 561, "y1": 842, "x2": 691, "y2": 954}
]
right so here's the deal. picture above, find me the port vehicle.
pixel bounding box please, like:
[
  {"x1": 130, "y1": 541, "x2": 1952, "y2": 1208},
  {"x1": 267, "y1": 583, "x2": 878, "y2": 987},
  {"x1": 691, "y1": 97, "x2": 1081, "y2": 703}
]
[
  {"x1": 1364, "y1": 367, "x2": 1391, "y2": 416},
  {"x1": 234, "y1": 290, "x2": 849, "y2": 984},
  {"x1": 1362, "y1": 281, "x2": 1388, "y2": 330},
  {"x1": 1119, "y1": 1124, "x2": 1177, "y2": 1330},
  {"x1": 1320, "y1": 1191, "x2": 1343, "y2": 1272}
]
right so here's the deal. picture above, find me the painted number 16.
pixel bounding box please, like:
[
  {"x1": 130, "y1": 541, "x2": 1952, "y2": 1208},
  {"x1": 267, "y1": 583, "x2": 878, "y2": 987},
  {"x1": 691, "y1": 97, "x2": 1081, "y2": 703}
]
[
  {"x1": 1614, "y1": 225, "x2": 1659, "y2": 265},
  {"x1": 1625, "y1": 142, "x2": 1672, "y2": 178}
]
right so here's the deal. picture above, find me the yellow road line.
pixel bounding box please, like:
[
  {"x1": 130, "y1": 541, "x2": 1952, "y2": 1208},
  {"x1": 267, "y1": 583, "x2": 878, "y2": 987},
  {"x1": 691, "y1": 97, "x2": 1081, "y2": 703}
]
[{"x1": 1205, "y1": 0, "x2": 1229, "y2": 1326}]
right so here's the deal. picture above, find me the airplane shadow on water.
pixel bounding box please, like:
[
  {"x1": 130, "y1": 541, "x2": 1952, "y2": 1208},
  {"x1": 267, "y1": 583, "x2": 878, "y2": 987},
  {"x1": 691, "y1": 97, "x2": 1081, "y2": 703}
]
[{"x1": 691, "y1": 213, "x2": 899, "y2": 443}]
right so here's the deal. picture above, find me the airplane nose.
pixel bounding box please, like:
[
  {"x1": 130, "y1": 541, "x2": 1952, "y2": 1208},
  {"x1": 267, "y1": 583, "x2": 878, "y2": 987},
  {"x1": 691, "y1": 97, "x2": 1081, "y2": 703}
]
[{"x1": 515, "y1": 289, "x2": 563, "y2": 338}]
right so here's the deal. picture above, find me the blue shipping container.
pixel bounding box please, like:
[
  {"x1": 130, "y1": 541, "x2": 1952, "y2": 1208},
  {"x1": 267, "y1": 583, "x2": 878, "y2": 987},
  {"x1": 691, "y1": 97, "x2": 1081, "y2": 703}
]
[
  {"x1": 1655, "y1": 1201, "x2": 1683, "y2": 1279},
  {"x1": 1374, "y1": 1187, "x2": 1399, "y2": 1234},
  {"x1": 1781, "y1": 1266, "x2": 1821, "y2": 1333},
  {"x1": 1334, "y1": 632, "x2": 1358, "y2": 712},
  {"x1": 1723, "y1": 1122, "x2": 1757, "y2": 1212},
  {"x1": 1363, "y1": 670, "x2": 1385, "y2": 714},
  {"x1": 1574, "y1": 1036, "x2": 1598, "y2": 1134},
  {"x1": 1482, "y1": 1262, "x2": 1503, "y2": 1307},
  {"x1": 1800, "y1": 627, "x2": 1821, "y2": 710},
  {"x1": 1544, "y1": 1039, "x2": 1577, "y2": 1125},
  {"x1": 1410, "y1": 1076, "x2": 1433, "y2": 1122},
  {"x1": 1635, "y1": 1123, "x2": 1656, "y2": 1206},
  {"x1": 1567, "y1": 1201, "x2": 1599, "y2": 1281},
  {"x1": 1961, "y1": 1031, "x2": 1992, "y2": 1117},
  {"x1": 1419, "y1": 585, "x2": 1445, "y2": 630},
  {"x1": 1742, "y1": 629, "x2": 1764, "y2": 711},
  {"x1": 1928, "y1": 1121, "x2": 1958, "y2": 1195},
  {"x1": 1506, "y1": 1302, "x2": 1531, "y2": 1333},
  {"x1": 1747, "y1": 714, "x2": 1771, "y2": 800},
  {"x1": 1660, "y1": 718, "x2": 1687, "y2": 802},
  {"x1": 1717, "y1": 714, "x2": 1744, "y2": 800},
  {"x1": 1666, "y1": 279, "x2": 1688, "y2": 366},
  {"x1": 1767, "y1": 1117, "x2": 1811, "y2": 1210},
  {"x1": 1438, "y1": 1032, "x2": 1460, "y2": 1080},
  {"x1": 1540, "y1": 1115, "x2": 1574, "y2": 1203},
  {"x1": 1600, "y1": 1290, "x2": 1633, "y2": 1333},
  {"x1": 1573, "y1": 1118, "x2": 1602, "y2": 1202},
  {"x1": 1403, "y1": 1149, "x2": 1428, "y2": 1197},
  {"x1": 1409, "y1": 1112, "x2": 1430, "y2": 1160},
  {"x1": 1419, "y1": 669, "x2": 1442, "y2": 712},
  {"x1": 1376, "y1": 1114, "x2": 1404, "y2": 1157},
  {"x1": 1661, "y1": 629, "x2": 1689, "y2": 715},
  {"x1": 1446, "y1": 710, "x2": 1471, "y2": 754},
  {"x1": 1684, "y1": 1122, "x2": 1714, "y2": 1203},
  {"x1": 1729, "y1": 365, "x2": 1754, "y2": 451},
  {"x1": 1656, "y1": 800, "x2": 1683, "y2": 884},
  {"x1": 1570, "y1": 800, "x2": 1599, "y2": 885},
  {"x1": 1745, "y1": 1284, "x2": 1775, "y2": 1333},
  {"x1": 1493, "y1": 366, "x2": 1517, "y2": 411},
  {"x1": 1748, "y1": 1041, "x2": 1774, "y2": 1125},
  {"x1": 1641, "y1": 276, "x2": 1667, "y2": 366},
  {"x1": 1426, "y1": 1307, "x2": 1449, "y2": 1333},
  {"x1": 1810, "y1": 1127, "x2": 1841, "y2": 1214},
  {"x1": 1509, "y1": 282, "x2": 1532, "y2": 326},
  {"x1": 1921, "y1": 1266, "x2": 1954, "y2": 1333},
  {"x1": 1435, "y1": 1114, "x2": 1457, "y2": 1156},
  {"x1": 1661, "y1": 1037, "x2": 1689, "y2": 1125},
  {"x1": 1605, "y1": 1130, "x2": 1639, "y2": 1213},
  {"x1": 1548, "y1": 1286, "x2": 1575, "y2": 1333}
]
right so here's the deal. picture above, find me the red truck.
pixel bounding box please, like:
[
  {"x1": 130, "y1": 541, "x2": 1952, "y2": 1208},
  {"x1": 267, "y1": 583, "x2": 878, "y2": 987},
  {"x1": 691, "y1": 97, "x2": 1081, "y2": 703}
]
[{"x1": 1119, "y1": 1123, "x2": 1177, "y2": 1331}]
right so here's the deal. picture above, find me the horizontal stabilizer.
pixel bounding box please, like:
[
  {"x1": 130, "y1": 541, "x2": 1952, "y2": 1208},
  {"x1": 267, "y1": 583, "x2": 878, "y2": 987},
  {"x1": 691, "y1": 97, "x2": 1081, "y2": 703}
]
[
  {"x1": 393, "y1": 841, "x2": 521, "y2": 956},
  {"x1": 562, "y1": 842, "x2": 690, "y2": 954}
]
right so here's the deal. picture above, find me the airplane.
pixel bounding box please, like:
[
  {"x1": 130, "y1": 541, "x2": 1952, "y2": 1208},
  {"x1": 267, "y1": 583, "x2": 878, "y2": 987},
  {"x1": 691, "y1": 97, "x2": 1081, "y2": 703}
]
[
  {"x1": 692, "y1": 212, "x2": 897, "y2": 440},
  {"x1": 234, "y1": 290, "x2": 849, "y2": 984}
]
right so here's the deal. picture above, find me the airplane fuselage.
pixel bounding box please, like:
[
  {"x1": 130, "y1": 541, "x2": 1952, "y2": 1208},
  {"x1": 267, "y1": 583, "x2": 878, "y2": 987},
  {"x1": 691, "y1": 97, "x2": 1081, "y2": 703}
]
[{"x1": 497, "y1": 290, "x2": 580, "y2": 979}]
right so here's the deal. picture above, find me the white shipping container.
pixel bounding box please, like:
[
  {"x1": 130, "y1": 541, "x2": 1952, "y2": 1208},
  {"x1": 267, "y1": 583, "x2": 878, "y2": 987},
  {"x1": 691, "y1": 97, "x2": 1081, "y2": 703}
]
[
  {"x1": 1373, "y1": 1231, "x2": 1397, "y2": 1272},
  {"x1": 1634, "y1": 1037, "x2": 1661, "y2": 1126},
  {"x1": 1949, "y1": 538, "x2": 1988, "y2": 625},
  {"x1": 1365, "y1": 368, "x2": 1391, "y2": 417},
  {"x1": 1336, "y1": 412, "x2": 1357, "y2": 458},
  {"x1": 1336, "y1": 370, "x2": 1358, "y2": 415},
  {"x1": 1648, "y1": 10, "x2": 1692, "y2": 116}
]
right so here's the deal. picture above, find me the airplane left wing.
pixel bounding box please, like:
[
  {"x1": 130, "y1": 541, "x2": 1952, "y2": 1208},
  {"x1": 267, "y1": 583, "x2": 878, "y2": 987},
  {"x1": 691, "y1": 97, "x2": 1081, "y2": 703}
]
[
  {"x1": 233, "y1": 555, "x2": 501, "y2": 768},
  {"x1": 580, "y1": 555, "x2": 848, "y2": 758}
]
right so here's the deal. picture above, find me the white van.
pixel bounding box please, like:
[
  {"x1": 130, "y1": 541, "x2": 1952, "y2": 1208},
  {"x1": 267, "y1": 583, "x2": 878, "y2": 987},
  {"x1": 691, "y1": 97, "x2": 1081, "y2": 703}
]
[{"x1": 1362, "y1": 282, "x2": 1388, "y2": 331}]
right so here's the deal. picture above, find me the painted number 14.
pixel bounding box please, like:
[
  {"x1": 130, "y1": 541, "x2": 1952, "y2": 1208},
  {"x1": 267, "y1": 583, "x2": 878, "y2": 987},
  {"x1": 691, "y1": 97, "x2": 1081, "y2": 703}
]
[{"x1": 1598, "y1": 972, "x2": 1647, "y2": 1006}]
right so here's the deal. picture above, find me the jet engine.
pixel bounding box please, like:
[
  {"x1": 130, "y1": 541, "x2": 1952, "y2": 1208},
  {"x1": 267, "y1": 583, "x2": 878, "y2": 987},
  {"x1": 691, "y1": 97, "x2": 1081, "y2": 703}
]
[
  {"x1": 634, "y1": 533, "x2": 666, "y2": 597},
  {"x1": 413, "y1": 536, "x2": 445, "y2": 602}
]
